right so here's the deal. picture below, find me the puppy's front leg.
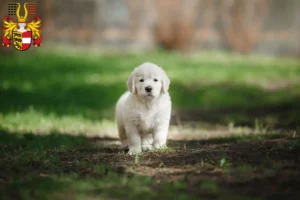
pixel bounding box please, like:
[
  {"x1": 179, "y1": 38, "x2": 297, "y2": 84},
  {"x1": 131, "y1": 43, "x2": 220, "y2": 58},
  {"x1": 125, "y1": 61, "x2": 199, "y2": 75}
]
[
  {"x1": 141, "y1": 134, "x2": 153, "y2": 151},
  {"x1": 125, "y1": 124, "x2": 142, "y2": 155},
  {"x1": 153, "y1": 123, "x2": 169, "y2": 149}
]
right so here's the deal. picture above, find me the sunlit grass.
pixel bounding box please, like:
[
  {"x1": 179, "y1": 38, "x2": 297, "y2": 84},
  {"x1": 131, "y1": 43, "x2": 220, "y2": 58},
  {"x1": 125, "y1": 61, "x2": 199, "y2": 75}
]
[
  {"x1": 0, "y1": 107, "x2": 116, "y2": 136},
  {"x1": 0, "y1": 50, "x2": 300, "y2": 135}
]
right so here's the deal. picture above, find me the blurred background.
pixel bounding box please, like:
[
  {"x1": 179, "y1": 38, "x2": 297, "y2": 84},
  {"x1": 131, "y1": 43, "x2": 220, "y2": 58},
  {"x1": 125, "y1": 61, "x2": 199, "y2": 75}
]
[
  {"x1": 0, "y1": 0, "x2": 300, "y2": 139},
  {"x1": 1, "y1": 1, "x2": 300, "y2": 199},
  {"x1": 1, "y1": 0, "x2": 300, "y2": 55}
]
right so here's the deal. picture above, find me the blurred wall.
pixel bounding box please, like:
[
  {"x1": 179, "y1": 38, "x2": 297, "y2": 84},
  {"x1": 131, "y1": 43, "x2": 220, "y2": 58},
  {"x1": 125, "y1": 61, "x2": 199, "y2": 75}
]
[{"x1": 2, "y1": 0, "x2": 300, "y2": 56}]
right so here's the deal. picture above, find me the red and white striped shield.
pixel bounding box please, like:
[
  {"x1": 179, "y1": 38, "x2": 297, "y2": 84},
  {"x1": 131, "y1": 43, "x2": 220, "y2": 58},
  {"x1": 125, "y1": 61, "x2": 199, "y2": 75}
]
[{"x1": 12, "y1": 31, "x2": 32, "y2": 51}]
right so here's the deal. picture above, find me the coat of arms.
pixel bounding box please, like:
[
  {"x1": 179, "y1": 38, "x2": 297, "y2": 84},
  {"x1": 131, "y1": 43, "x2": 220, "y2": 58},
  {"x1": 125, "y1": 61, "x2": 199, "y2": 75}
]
[{"x1": 2, "y1": 2, "x2": 42, "y2": 51}]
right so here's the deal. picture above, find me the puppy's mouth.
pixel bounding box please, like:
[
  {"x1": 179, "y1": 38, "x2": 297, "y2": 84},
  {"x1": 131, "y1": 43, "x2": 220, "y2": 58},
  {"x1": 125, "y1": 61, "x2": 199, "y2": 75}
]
[
  {"x1": 145, "y1": 93, "x2": 154, "y2": 98},
  {"x1": 138, "y1": 92, "x2": 155, "y2": 99}
]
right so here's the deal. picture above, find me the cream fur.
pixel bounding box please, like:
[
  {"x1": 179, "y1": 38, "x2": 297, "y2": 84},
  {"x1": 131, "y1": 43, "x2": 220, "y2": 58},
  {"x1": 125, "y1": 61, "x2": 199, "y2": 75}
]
[{"x1": 115, "y1": 62, "x2": 171, "y2": 155}]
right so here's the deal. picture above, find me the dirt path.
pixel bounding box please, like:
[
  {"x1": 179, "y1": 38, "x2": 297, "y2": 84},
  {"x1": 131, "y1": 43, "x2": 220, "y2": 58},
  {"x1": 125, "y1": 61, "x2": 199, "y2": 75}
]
[{"x1": 55, "y1": 136, "x2": 300, "y2": 199}]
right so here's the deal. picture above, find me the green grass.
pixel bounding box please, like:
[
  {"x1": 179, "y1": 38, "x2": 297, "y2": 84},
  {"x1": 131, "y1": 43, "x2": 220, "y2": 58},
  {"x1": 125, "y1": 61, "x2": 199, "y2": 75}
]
[
  {"x1": 151, "y1": 146, "x2": 174, "y2": 153},
  {"x1": 288, "y1": 138, "x2": 300, "y2": 151},
  {"x1": 0, "y1": 50, "x2": 300, "y2": 133},
  {"x1": 0, "y1": 172, "x2": 193, "y2": 200},
  {"x1": 0, "y1": 50, "x2": 300, "y2": 199}
]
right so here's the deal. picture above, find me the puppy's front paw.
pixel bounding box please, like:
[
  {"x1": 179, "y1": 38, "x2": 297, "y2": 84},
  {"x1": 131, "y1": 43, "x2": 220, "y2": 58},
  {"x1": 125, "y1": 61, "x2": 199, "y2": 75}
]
[
  {"x1": 142, "y1": 144, "x2": 153, "y2": 151},
  {"x1": 153, "y1": 142, "x2": 167, "y2": 149},
  {"x1": 128, "y1": 146, "x2": 142, "y2": 155}
]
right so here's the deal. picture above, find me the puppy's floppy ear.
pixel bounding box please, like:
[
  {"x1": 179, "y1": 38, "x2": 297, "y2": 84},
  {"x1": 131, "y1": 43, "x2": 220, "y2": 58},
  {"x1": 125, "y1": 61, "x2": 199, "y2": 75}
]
[
  {"x1": 160, "y1": 68, "x2": 170, "y2": 93},
  {"x1": 127, "y1": 69, "x2": 136, "y2": 94}
]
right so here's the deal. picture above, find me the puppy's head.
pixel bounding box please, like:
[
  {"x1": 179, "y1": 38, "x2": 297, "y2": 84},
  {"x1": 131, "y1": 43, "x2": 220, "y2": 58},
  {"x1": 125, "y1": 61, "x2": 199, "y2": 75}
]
[{"x1": 127, "y1": 62, "x2": 170, "y2": 100}]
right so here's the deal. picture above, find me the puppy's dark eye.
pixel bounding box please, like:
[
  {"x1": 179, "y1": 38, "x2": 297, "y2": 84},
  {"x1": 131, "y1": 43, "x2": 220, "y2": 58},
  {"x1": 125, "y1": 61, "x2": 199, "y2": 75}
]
[
  {"x1": 154, "y1": 79, "x2": 158, "y2": 82},
  {"x1": 139, "y1": 79, "x2": 144, "y2": 82}
]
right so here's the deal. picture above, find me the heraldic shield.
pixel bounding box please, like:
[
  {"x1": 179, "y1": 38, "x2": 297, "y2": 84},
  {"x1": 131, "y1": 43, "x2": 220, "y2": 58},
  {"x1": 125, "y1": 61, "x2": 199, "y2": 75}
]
[{"x1": 12, "y1": 31, "x2": 32, "y2": 51}]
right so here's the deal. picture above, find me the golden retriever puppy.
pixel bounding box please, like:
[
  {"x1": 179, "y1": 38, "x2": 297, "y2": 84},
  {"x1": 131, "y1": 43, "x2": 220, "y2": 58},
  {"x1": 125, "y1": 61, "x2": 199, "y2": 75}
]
[{"x1": 115, "y1": 62, "x2": 171, "y2": 155}]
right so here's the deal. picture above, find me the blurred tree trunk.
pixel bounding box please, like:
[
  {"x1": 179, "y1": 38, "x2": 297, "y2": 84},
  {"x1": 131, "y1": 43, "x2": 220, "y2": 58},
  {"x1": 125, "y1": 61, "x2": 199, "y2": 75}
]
[
  {"x1": 220, "y1": 0, "x2": 268, "y2": 53},
  {"x1": 43, "y1": 0, "x2": 54, "y2": 41},
  {"x1": 154, "y1": 0, "x2": 201, "y2": 51}
]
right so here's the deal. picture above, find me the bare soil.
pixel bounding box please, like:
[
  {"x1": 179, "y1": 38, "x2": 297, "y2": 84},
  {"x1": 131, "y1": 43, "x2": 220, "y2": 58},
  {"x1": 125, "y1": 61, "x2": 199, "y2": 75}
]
[{"x1": 56, "y1": 136, "x2": 300, "y2": 199}]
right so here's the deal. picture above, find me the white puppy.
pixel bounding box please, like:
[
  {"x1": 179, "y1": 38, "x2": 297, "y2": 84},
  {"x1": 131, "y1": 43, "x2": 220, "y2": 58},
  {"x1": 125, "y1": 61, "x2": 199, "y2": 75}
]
[{"x1": 115, "y1": 62, "x2": 171, "y2": 155}]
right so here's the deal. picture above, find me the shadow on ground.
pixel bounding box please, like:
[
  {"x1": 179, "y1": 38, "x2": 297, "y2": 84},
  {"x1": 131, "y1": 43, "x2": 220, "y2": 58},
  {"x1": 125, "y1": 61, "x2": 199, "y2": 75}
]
[{"x1": 0, "y1": 130, "x2": 299, "y2": 199}]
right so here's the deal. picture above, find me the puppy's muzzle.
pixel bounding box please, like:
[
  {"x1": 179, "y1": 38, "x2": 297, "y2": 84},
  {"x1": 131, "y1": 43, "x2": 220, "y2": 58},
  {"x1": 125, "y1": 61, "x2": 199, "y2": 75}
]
[{"x1": 145, "y1": 86, "x2": 152, "y2": 93}]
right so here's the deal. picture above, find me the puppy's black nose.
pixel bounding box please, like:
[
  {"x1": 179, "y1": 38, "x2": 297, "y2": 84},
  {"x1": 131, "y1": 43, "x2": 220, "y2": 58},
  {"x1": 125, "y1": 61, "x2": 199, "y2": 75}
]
[{"x1": 145, "y1": 86, "x2": 152, "y2": 92}]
